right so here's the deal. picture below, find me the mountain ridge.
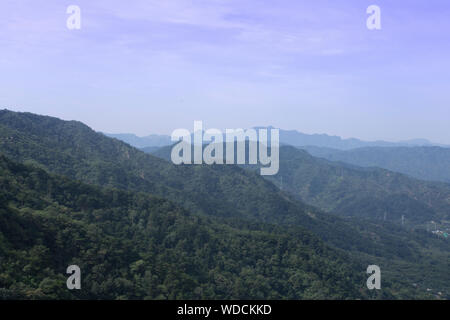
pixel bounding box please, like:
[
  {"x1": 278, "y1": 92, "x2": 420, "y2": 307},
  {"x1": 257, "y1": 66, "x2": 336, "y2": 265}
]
[
  {"x1": 1, "y1": 109, "x2": 449, "y2": 298},
  {"x1": 1, "y1": 153, "x2": 369, "y2": 299},
  {"x1": 300, "y1": 145, "x2": 450, "y2": 184},
  {"x1": 149, "y1": 143, "x2": 450, "y2": 225},
  {"x1": 103, "y1": 126, "x2": 449, "y2": 150}
]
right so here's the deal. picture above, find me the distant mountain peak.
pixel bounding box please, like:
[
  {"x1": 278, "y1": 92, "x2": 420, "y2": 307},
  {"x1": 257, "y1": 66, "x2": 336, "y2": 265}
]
[{"x1": 98, "y1": 123, "x2": 448, "y2": 150}]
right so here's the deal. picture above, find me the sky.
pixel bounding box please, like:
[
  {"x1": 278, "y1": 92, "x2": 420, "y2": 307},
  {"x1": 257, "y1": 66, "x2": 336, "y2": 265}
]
[{"x1": 0, "y1": 0, "x2": 449, "y2": 143}]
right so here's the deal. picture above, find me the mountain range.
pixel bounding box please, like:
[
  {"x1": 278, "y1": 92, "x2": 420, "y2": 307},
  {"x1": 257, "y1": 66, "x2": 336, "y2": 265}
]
[
  {"x1": 299, "y1": 146, "x2": 450, "y2": 184},
  {"x1": 1, "y1": 154, "x2": 366, "y2": 299},
  {"x1": 149, "y1": 144, "x2": 450, "y2": 225},
  {"x1": 105, "y1": 127, "x2": 449, "y2": 150},
  {"x1": 104, "y1": 133, "x2": 172, "y2": 148},
  {"x1": 1, "y1": 109, "x2": 449, "y2": 299},
  {"x1": 110, "y1": 129, "x2": 450, "y2": 184}
]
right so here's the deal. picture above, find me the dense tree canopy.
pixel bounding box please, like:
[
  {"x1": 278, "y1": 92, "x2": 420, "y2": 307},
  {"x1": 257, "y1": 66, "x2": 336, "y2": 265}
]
[{"x1": 0, "y1": 110, "x2": 448, "y2": 299}]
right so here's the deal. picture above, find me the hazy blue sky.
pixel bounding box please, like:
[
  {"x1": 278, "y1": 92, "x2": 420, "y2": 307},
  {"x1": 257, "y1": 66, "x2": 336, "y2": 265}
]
[{"x1": 1, "y1": 0, "x2": 449, "y2": 143}]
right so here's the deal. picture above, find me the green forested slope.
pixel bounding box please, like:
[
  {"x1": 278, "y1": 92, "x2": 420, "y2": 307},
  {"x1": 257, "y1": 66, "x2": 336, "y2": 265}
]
[
  {"x1": 0, "y1": 110, "x2": 312, "y2": 224},
  {"x1": 300, "y1": 146, "x2": 450, "y2": 184},
  {"x1": 150, "y1": 143, "x2": 450, "y2": 298},
  {"x1": 263, "y1": 146, "x2": 450, "y2": 225},
  {"x1": 150, "y1": 143, "x2": 450, "y2": 225},
  {"x1": 1, "y1": 110, "x2": 448, "y2": 299},
  {"x1": 0, "y1": 154, "x2": 367, "y2": 299},
  {"x1": 0, "y1": 110, "x2": 405, "y2": 255}
]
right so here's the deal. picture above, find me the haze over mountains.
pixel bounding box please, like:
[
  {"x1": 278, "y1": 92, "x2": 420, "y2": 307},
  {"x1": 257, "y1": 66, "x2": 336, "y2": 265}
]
[
  {"x1": 109, "y1": 127, "x2": 450, "y2": 184},
  {"x1": 149, "y1": 144, "x2": 450, "y2": 226},
  {"x1": 105, "y1": 128, "x2": 449, "y2": 151},
  {"x1": 265, "y1": 147, "x2": 450, "y2": 225},
  {"x1": 2, "y1": 0, "x2": 449, "y2": 304},
  {"x1": 1, "y1": 109, "x2": 449, "y2": 299},
  {"x1": 299, "y1": 146, "x2": 450, "y2": 184},
  {"x1": 105, "y1": 133, "x2": 172, "y2": 149}
]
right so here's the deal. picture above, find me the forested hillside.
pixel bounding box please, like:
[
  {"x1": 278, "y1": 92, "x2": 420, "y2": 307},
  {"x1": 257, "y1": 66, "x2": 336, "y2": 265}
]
[
  {"x1": 0, "y1": 109, "x2": 407, "y2": 254},
  {"x1": 264, "y1": 147, "x2": 450, "y2": 225},
  {"x1": 150, "y1": 143, "x2": 450, "y2": 297},
  {"x1": 1, "y1": 110, "x2": 449, "y2": 299},
  {"x1": 0, "y1": 110, "x2": 312, "y2": 224},
  {"x1": 150, "y1": 143, "x2": 450, "y2": 225},
  {"x1": 300, "y1": 146, "x2": 450, "y2": 184},
  {"x1": 0, "y1": 154, "x2": 369, "y2": 299}
]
